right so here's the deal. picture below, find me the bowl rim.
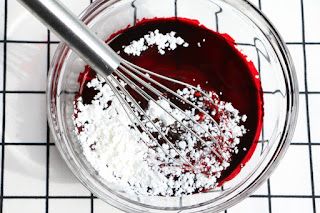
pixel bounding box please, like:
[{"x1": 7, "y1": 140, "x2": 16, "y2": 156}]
[{"x1": 47, "y1": 0, "x2": 299, "y2": 212}]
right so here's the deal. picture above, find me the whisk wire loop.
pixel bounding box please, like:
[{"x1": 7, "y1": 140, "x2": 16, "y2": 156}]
[{"x1": 114, "y1": 66, "x2": 223, "y2": 159}]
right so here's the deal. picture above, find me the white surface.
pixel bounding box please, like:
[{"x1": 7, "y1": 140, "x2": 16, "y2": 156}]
[
  {"x1": 3, "y1": 199, "x2": 45, "y2": 213},
  {"x1": 6, "y1": 43, "x2": 47, "y2": 91},
  {"x1": 5, "y1": 94, "x2": 47, "y2": 143},
  {"x1": 7, "y1": 0, "x2": 47, "y2": 41},
  {"x1": 262, "y1": 0, "x2": 302, "y2": 42},
  {"x1": 306, "y1": 45, "x2": 320, "y2": 92},
  {"x1": 313, "y1": 146, "x2": 320, "y2": 195},
  {"x1": 3, "y1": 146, "x2": 46, "y2": 195},
  {"x1": 309, "y1": 94, "x2": 320, "y2": 143},
  {"x1": 228, "y1": 198, "x2": 269, "y2": 213},
  {"x1": 270, "y1": 146, "x2": 312, "y2": 195},
  {"x1": 0, "y1": 0, "x2": 319, "y2": 212},
  {"x1": 304, "y1": 0, "x2": 320, "y2": 42},
  {"x1": 48, "y1": 199, "x2": 91, "y2": 213},
  {"x1": 272, "y1": 198, "x2": 314, "y2": 213}
]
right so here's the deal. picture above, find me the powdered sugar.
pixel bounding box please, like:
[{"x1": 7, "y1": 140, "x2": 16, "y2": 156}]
[
  {"x1": 73, "y1": 79, "x2": 246, "y2": 196},
  {"x1": 123, "y1": 30, "x2": 189, "y2": 56}
]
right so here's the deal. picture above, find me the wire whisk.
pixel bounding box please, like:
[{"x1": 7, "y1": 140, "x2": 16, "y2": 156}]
[
  {"x1": 104, "y1": 61, "x2": 224, "y2": 169},
  {"x1": 18, "y1": 0, "x2": 224, "y2": 170}
]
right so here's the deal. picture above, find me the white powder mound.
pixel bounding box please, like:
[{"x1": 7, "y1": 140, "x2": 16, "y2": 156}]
[
  {"x1": 73, "y1": 75, "x2": 247, "y2": 196},
  {"x1": 123, "y1": 30, "x2": 189, "y2": 56}
]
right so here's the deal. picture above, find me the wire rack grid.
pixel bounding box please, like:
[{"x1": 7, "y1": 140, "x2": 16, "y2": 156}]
[{"x1": 0, "y1": 0, "x2": 319, "y2": 212}]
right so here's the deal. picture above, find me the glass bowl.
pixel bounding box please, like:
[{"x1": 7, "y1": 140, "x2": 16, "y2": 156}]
[{"x1": 47, "y1": 0, "x2": 299, "y2": 212}]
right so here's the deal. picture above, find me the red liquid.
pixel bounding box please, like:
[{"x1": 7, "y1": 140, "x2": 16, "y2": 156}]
[{"x1": 77, "y1": 18, "x2": 263, "y2": 186}]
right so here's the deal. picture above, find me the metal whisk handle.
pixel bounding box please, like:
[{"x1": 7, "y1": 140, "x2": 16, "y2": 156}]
[{"x1": 18, "y1": 0, "x2": 120, "y2": 76}]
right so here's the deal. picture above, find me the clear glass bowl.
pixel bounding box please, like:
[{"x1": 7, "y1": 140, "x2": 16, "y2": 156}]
[{"x1": 47, "y1": 0, "x2": 299, "y2": 212}]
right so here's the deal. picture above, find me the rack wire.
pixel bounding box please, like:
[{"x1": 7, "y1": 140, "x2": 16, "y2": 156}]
[{"x1": 0, "y1": 0, "x2": 319, "y2": 212}]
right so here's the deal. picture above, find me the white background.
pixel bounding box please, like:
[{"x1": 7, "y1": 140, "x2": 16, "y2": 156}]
[{"x1": 0, "y1": 0, "x2": 319, "y2": 212}]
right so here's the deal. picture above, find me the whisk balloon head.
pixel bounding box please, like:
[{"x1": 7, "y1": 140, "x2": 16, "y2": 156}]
[{"x1": 104, "y1": 60, "x2": 226, "y2": 172}]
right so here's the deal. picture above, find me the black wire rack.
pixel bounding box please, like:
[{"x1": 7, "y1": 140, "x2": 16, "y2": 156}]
[{"x1": 0, "y1": 0, "x2": 319, "y2": 212}]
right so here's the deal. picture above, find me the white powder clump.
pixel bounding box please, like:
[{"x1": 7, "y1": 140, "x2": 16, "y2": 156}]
[{"x1": 123, "y1": 30, "x2": 188, "y2": 56}]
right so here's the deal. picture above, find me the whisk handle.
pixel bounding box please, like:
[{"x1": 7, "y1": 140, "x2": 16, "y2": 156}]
[{"x1": 18, "y1": 0, "x2": 120, "y2": 76}]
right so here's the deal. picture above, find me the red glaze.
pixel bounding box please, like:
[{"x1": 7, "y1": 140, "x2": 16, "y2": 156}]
[{"x1": 77, "y1": 17, "x2": 263, "y2": 187}]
